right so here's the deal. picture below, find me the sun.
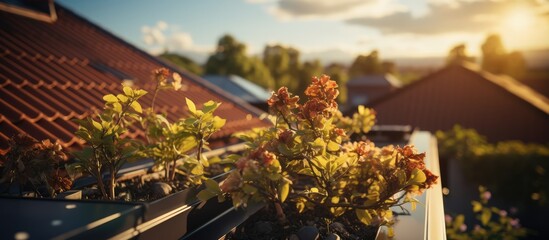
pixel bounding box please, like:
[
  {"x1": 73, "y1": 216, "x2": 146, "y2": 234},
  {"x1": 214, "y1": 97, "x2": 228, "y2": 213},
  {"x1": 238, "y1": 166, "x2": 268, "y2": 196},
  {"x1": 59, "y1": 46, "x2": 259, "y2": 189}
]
[{"x1": 502, "y1": 9, "x2": 535, "y2": 30}]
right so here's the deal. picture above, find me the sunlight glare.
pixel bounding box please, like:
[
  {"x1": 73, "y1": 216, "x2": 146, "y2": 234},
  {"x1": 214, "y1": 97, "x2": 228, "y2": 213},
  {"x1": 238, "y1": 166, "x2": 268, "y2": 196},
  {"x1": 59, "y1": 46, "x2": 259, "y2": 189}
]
[{"x1": 503, "y1": 9, "x2": 534, "y2": 30}]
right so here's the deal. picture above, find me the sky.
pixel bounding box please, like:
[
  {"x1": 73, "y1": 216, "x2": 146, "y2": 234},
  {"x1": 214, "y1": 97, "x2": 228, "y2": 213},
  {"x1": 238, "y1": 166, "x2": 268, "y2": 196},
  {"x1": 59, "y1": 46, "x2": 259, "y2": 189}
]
[{"x1": 58, "y1": 0, "x2": 549, "y2": 64}]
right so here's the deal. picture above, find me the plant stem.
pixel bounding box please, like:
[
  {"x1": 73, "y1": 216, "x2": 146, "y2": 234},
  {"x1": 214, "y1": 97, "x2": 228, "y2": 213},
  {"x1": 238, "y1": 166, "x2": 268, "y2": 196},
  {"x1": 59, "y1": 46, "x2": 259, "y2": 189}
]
[
  {"x1": 151, "y1": 86, "x2": 160, "y2": 112},
  {"x1": 108, "y1": 164, "x2": 116, "y2": 199},
  {"x1": 274, "y1": 201, "x2": 287, "y2": 222}
]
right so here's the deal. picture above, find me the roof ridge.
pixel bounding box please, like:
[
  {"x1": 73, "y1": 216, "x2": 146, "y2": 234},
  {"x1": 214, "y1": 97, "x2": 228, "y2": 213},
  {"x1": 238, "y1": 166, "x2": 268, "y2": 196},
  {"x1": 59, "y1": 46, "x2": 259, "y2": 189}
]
[{"x1": 461, "y1": 63, "x2": 549, "y2": 115}]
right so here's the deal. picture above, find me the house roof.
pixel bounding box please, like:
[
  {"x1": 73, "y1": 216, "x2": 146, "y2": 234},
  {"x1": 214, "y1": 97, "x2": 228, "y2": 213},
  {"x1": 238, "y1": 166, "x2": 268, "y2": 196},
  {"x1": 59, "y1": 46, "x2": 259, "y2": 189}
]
[
  {"x1": 202, "y1": 75, "x2": 271, "y2": 104},
  {"x1": 366, "y1": 62, "x2": 549, "y2": 143},
  {"x1": 0, "y1": 4, "x2": 271, "y2": 153},
  {"x1": 347, "y1": 74, "x2": 402, "y2": 88}
]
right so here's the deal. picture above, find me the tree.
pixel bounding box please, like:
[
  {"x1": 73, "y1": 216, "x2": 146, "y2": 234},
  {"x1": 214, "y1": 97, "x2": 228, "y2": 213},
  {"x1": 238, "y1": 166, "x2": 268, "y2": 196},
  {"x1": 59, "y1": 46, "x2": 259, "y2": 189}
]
[
  {"x1": 160, "y1": 52, "x2": 203, "y2": 75},
  {"x1": 205, "y1": 34, "x2": 274, "y2": 89},
  {"x1": 325, "y1": 63, "x2": 349, "y2": 104},
  {"x1": 349, "y1": 50, "x2": 382, "y2": 78},
  {"x1": 481, "y1": 34, "x2": 526, "y2": 78},
  {"x1": 296, "y1": 59, "x2": 323, "y2": 96},
  {"x1": 263, "y1": 45, "x2": 303, "y2": 92},
  {"x1": 481, "y1": 34, "x2": 506, "y2": 74},
  {"x1": 446, "y1": 44, "x2": 474, "y2": 65},
  {"x1": 505, "y1": 51, "x2": 526, "y2": 79}
]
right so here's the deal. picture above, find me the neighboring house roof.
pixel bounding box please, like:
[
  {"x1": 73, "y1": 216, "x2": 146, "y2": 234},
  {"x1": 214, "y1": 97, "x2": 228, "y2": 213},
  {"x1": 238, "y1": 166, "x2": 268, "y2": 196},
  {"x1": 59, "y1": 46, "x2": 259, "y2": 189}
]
[
  {"x1": 0, "y1": 4, "x2": 270, "y2": 153},
  {"x1": 202, "y1": 75, "x2": 271, "y2": 104},
  {"x1": 366, "y1": 62, "x2": 549, "y2": 143},
  {"x1": 347, "y1": 74, "x2": 402, "y2": 88}
]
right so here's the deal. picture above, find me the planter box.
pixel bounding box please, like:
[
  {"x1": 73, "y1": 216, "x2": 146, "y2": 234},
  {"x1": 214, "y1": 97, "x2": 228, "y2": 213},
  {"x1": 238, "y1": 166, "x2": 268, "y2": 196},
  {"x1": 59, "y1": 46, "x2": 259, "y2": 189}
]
[
  {"x1": 0, "y1": 196, "x2": 144, "y2": 239},
  {"x1": 376, "y1": 131, "x2": 446, "y2": 240}
]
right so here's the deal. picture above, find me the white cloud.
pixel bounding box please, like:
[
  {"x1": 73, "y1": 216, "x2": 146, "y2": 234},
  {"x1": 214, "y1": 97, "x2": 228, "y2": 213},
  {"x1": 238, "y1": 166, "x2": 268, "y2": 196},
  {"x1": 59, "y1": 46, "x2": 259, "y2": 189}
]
[
  {"x1": 348, "y1": 0, "x2": 549, "y2": 35},
  {"x1": 141, "y1": 21, "x2": 214, "y2": 63},
  {"x1": 249, "y1": 0, "x2": 406, "y2": 21}
]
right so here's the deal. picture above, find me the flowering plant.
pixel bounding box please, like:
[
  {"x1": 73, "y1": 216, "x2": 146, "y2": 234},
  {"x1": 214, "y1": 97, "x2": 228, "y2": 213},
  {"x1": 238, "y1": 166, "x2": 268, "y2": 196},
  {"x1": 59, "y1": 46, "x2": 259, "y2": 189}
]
[
  {"x1": 199, "y1": 75, "x2": 438, "y2": 234},
  {"x1": 72, "y1": 68, "x2": 224, "y2": 199},
  {"x1": 446, "y1": 186, "x2": 529, "y2": 240},
  {"x1": 0, "y1": 134, "x2": 71, "y2": 197}
]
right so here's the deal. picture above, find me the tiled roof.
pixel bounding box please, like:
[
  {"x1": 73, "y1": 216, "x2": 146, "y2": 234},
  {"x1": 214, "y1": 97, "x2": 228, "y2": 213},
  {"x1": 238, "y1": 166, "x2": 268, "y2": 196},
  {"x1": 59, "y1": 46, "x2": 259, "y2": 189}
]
[
  {"x1": 0, "y1": 4, "x2": 271, "y2": 153},
  {"x1": 366, "y1": 62, "x2": 549, "y2": 143},
  {"x1": 347, "y1": 74, "x2": 402, "y2": 88}
]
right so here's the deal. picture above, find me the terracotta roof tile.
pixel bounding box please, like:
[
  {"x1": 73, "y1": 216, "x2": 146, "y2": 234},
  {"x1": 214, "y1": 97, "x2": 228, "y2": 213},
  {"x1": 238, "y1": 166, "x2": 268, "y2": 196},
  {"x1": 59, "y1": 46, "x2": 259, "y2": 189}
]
[{"x1": 0, "y1": 4, "x2": 271, "y2": 153}]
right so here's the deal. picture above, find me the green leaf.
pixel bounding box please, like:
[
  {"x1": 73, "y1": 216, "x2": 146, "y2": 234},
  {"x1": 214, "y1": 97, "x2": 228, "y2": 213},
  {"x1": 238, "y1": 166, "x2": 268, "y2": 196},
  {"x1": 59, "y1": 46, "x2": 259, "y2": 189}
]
[
  {"x1": 92, "y1": 120, "x2": 102, "y2": 130},
  {"x1": 212, "y1": 116, "x2": 226, "y2": 130},
  {"x1": 123, "y1": 86, "x2": 133, "y2": 96},
  {"x1": 177, "y1": 136, "x2": 197, "y2": 154},
  {"x1": 278, "y1": 180, "x2": 290, "y2": 202},
  {"x1": 356, "y1": 209, "x2": 373, "y2": 225},
  {"x1": 481, "y1": 208, "x2": 492, "y2": 226},
  {"x1": 197, "y1": 189, "x2": 217, "y2": 202},
  {"x1": 242, "y1": 184, "x2": 258, "y2": 194},
  {"x1": 117, "y1": 94, "x2": 128, "y2": 103},
  {"x1": 130, "y1": 101, "x2": 142, "y2": 113},
  {"x1": 113, "y1": 102, "x2": 122, "y2": 113},
  {"x1": 408, "y1": 168, "x2": 427, "y2": 185},
  {"x1": 135, "y1": 89, "x2": 148, "y2": 97},
  {"x1": 472, "y1": 201, "x2": 482, "y2": 212},
  {"x1": 327, "y1": 141, "x2": 340, "y2": 152},
  {"x1": 186, "y1": 98, "x2": 196, "y2": 114},
  {"x1": 202, "y1": 101, "x2": 219, "y2": 113},
  {"x1": 191, "y1": 165, "x2": 204, "y2": 175},
  {"x1": 205, "y1": 178, "x2": 221, "y2": 194},
  {"x1": 103, "y1": 94, "x2": 118, "y2": 103}
]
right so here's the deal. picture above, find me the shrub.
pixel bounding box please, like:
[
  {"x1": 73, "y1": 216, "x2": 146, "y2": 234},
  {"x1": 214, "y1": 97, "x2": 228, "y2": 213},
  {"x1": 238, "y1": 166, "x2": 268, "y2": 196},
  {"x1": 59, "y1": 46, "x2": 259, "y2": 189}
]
[
  {"x1": 199, "y1": 75, "x2": 438, "y2": 235},
  {"x1": 446, "y1": 186, "x2": 529, "y2": 240},
  {"x1": 437, "y1": 125, "x2": 549, "y2": 206},
  {"x1": 0, "y1": 134, "x2": 71, "y2": 197},
  {"x1": 72, "y1": 68, "x2": 225, "y2": 200}
]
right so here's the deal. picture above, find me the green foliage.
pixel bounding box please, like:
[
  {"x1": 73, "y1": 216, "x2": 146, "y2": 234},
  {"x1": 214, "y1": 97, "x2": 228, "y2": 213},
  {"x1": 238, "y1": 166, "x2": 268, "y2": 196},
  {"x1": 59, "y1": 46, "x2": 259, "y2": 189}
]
[
  {"x1": 0, "y1": 134, "x2": 72, "y2": 197},
  {"x1": 446, "y1": 186, "x2": 529, "y2": 240},
  {"x1": 324, "y1": 63, "x2": 349, "y2": 104},
  {"x1": 437, "y1": 125, "x2": 549, "y2": 206},
  {"x1": 263, "y1": 45, "x2": 302, "y2": 92},
  {"x1": 199, "y1": 75, "x2": 438, "y2": 233},
  {"x1": 73, "y1": 86, "x2": 146, "y2": 199},
  {"x1": 73, "y1": 68, "x2": 226, "y2": 199},
  {"x1": 144, "y1": 68, "x2": 225, "y2": 186},
  {"x1": 481, "y1": 34, "x2": 526, "y2": 78},
  {"x1": 446, "y1": 44, "x2": 475, "y2": 65},
  {"x1": 159, "y1": 52, "x2": 203, "y2": 75},
  {"x1": 205, "y1": 34, "x2": 274, "y2": 89},
  {"x1": 349, "y1": 50, "x2": 382, "y2": 78}
]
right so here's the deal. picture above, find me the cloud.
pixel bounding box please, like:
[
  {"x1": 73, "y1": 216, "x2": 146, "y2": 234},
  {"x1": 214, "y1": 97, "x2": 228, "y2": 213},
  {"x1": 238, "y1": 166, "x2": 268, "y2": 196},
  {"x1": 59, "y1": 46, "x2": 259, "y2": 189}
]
[
  {"x1": 141, "y1": 21, "x2": 213, "y2": 63},
  {"x1": 347, "y1": 0, "x2": 548, "y2": 35},
  {"x1": 248, "y1": 0, "x2": 405, "y2": 21}
]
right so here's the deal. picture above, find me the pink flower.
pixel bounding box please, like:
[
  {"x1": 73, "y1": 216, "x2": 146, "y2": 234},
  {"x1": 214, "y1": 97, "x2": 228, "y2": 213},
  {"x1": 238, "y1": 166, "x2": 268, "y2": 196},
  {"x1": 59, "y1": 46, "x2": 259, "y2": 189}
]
[
  {"x1": 445, "y1": 214, "x2": 452, "y2": 225},
  {"x1": 481, "y1": 191, "x2": 491, "y2": 201},
  {"x1": 510, "y1": 218, "x2": 520, "y2": 228},
  {"x1": 499, "y1": 210, "x2": 507, "y2": 217},
  {"x1": 459, "y1": 224, "x2": 467, "y2": 232}
]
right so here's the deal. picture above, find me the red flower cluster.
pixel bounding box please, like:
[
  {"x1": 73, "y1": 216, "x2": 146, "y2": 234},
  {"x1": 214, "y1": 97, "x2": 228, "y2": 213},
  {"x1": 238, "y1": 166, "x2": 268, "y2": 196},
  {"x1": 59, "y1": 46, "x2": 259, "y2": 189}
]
[
  {"x1": 1, "y1": 134, "x2": 72, "y2": 193},
  {"x1": 298, "y1": 75, "x2": 340, "y2": 124},
  {"x1": 153, "y1": 68, "x2": 170, "y2": 85},
  {"x1": 304, "y1": 75, "x2": 339, "y2": 103},
  {"x1": 267, "y1": 87, "x2": 300, "y2": 116},
  {"x1": 396, "y1": 146, "x2": 438, "y2": 189}
]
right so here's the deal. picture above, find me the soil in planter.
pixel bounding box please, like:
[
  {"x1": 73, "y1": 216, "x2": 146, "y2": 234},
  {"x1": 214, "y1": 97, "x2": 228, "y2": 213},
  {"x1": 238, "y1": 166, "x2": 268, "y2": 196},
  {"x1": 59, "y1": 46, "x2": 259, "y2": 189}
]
[{"x1": 225, "y1": 203, "x2": 379, "y2": 240}]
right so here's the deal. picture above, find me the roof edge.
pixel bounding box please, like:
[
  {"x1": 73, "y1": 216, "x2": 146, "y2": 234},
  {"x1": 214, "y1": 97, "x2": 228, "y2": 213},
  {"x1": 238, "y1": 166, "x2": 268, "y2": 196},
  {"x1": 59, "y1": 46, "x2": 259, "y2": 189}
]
[
  {"x1": 0, "y1": 0, "x2": 57, "y2": 23},
  {"x1": 461, "y1": 62, "x2": 549, "y2": 115},
  {"x1": 362, "y1": 62, "x2": 549, "y2": 116}
]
